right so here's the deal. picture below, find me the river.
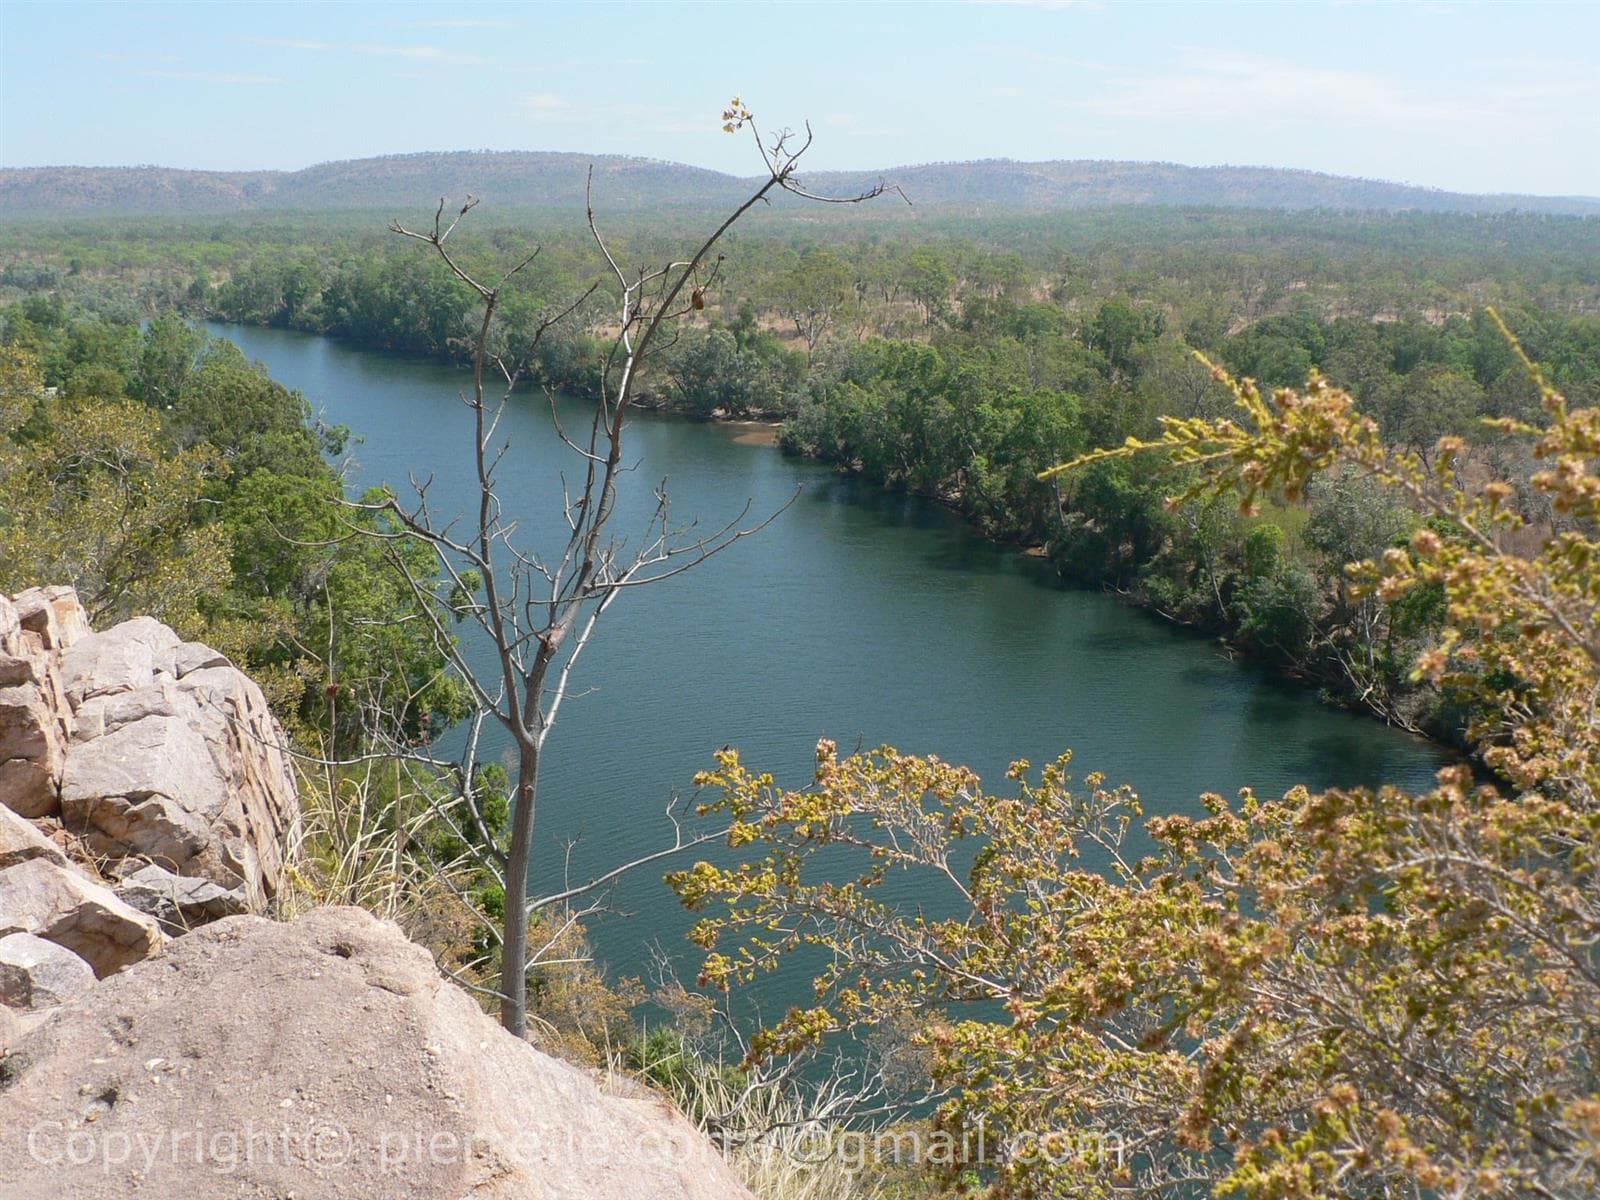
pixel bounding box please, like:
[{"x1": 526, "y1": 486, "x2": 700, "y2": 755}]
[{"x1": 207, "y1": 322, "x2": 1450, "y2": 1012}]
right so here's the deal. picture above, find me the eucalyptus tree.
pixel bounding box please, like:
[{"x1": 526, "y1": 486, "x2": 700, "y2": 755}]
[{"x1": 773, "y1": 246, "x2": 855, "y2": 363}]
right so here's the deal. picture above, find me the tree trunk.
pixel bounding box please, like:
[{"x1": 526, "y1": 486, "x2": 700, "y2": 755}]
[{"x1": 499, "y1": 744, "x2": 538, "y2": 1037}]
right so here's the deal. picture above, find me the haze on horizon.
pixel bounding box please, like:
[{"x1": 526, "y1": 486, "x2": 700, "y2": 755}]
[{"x1": 1, "y1": 0, "x2": 1597, "y2": 199}]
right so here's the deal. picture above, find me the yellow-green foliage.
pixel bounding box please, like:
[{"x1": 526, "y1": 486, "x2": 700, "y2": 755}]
[
  {"x1": 1053, "y1": 309, "x2": 1596, "y2": 799},
  {"x1": 0, "y1": 346, "x2": 231, "y2": 637},
  {"x1": 673, "y1": 318, "x2": 1600, "y2": 1198}
]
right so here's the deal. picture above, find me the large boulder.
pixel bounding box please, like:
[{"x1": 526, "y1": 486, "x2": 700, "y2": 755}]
[
  {"x1": 0, "y1": 588, "x2": 299, "y2": 912},
  {"x1": 61, "y1": 686, "x2": 234, "y2": 875},
  {"x1": 0, "y1": 804, "x2": 70, "y2": 873},
  {"x1": 0, "y1": 857, "x2": 164, "y2": 977},
  {"x1": 0, "y1": 907, "x2": 755, "y2": 1200},
  {"x1": 0, "y1": 931, "x2": 96, "y2": 1009}
]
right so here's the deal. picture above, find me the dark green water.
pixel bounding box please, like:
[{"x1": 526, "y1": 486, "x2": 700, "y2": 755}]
[{"x1": 208, "y1": 322, "x2": 1450, "y2": 1007}]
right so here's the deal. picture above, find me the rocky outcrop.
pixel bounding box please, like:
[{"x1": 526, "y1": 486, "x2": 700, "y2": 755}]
[
  {"x1": 0, "y1": 588, "x2": 298, "y2": 912},
  {"x1": 0, "y1": 587, "x2": 299, "y2": 1037},
  {"x1": 0, "y1": 591, "x2": 752, "y2": 1199},
  {"x1": 111, "y1": 861, "x2": 249, "y2": 934},
  {"x1": 0, "y1": 907, "x2": 755, "y2": 1200},
  {"x1": 0, "y1": 587, "x2": 80, "y2": 819},
  {"x1": 0, "y1": 856, "x2": 163, "y2": 977}
]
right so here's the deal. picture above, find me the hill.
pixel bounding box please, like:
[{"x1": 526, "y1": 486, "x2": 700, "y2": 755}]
[{"x1": 3, "y1": 151, "x2": 1597, "y2": 218}]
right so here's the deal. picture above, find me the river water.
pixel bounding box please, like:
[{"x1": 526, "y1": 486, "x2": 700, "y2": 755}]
[{"x1": 208, "y1": 322, "x2": 1450, "y2": 1009}]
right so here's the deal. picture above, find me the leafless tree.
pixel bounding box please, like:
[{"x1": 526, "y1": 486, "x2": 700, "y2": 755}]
[{"x1": 356, "y1": 103, "x2": 891, "y2": 1035}]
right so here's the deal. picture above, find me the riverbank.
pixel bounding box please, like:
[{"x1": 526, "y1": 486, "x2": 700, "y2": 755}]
[
  {"x1": 721, "y1": 419, "x2": 782, "y2": 447},
  {"x1": 812, "y1": 443, "x2": 1452, "y2": 745},
  {"x1": 200, "y1": 311, "x2": 1453, "y2": 754}
]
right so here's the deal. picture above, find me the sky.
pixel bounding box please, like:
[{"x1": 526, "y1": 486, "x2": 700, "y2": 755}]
[{"x1": 2, "y1": 1, "x2": 1597, "y2": 197}]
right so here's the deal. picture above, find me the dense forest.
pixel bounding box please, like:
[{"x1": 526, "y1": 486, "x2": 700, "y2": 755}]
[
  {"x1": 0, "y1": 307, "x2": 465, "y2": 746},
  {"x1": 5, "y1": 201, "x2": 1598, "y2": 739}
]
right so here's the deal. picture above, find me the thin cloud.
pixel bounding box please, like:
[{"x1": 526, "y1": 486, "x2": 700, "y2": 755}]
[
  {"x1": 409, "y1": 19, "x2": 512, "y2": 29},
  {"x1": 613, "y1": 105, "x2": 717, "y2": 137},
  {"x1": 971, "y1": 0, "x2": 1104, "y2": 10},
  {"x1": 977, "y1": 42, "x2": 1111, "y2": 71},
  {"x1": 141, "y1": 70, "x2": 285, "y2": 86},
  {"x1": 1087, "y1": 51, "x2": 1499, "y2": 127},
  {"x1": 990, "y1": 86, "x2": 1025, "y2": 98},
  {"x1": 518, "y1": 97, "x2": 715, "y2": 137},
  {"x1": 522, "y1": 93, "x2": 571, "y2": 113},
  {"x1": 98, "y1": 51, "x2": 178, "y2": 63},
  {"x1": 249, "y1": 37, "x2": 333, "y2": 51},
  {"x1": 350, "y1": 43, "x2": 485, "y2": 65},
  {"x1": 244, "y1": 36, "x2": 482, "y2": 64}
]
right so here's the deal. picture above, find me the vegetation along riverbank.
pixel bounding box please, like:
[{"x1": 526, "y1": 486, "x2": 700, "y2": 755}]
[{"x1": 5, "y1": 199, "x2": 1598, "y2": 751}]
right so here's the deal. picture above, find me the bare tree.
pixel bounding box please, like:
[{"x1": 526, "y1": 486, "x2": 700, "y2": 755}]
[{"x1": 358, "y1": 102, "x2": 891, "y2": 1036}]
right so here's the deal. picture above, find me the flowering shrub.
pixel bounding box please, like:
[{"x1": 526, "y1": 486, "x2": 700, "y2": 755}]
[{"x1": 671, "y1": 315, "x2": 1600, "y2": 1198}]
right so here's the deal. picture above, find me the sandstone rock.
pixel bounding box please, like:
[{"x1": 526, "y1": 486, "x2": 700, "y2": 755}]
[
  {"x1": 168, "y1": 662, "x2": 298, "y2": 906},
  {"x1": 0, "y1": 682, "x2": 63, "y2": 761},
  {"x1": 11, "y1": 586, "x2": 91, "y2": 652},
  {"x1": 1, "y1": 590, "x2": 299, "y2": 912},
  {"x1": 0, "y1": 804, "x2": 70, "y2": 871},
  {"x1": 0, "y1": 857, "x2": 163, "y2": 977},
  {"x1": 164, "y1": 640, "x2": 231, "y2": 678},
  {"x1": 60, "y1": 710, "x2": 222, "y2": 865},
  {"x1": 113, "y1": 862, "x2": 248, "y2": 934},
  {"x1": 0, "y1": 590, "x2": 79, "y2": 822},
  {"x1": 0, "y1": 994, "x2": 48, "y2": 1053},
  {"x1": 0, "y1": 930, "x2": 96, "y2": 1009},
  {"x1": 0, "y1": 649, "x2": 42, "y2": 687},
  {"x1": 0, "y1": 758, "x2": 57, "y2": 819},
  {"x1": 70, "y1": 676, "x2": 181, "y2": 741},
  {"x1": 57, "y1": 615, "x2": 180, "y2": 707},
  {"x1": 0, "y1": 645, "x2": 73, "y2": 821},
  {"x1": 0, "y1": 908, "x2": 754, "y2": 1200}
]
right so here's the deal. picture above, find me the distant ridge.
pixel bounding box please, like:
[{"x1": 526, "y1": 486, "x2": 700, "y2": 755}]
[{"x1": 3, "y1": 151, "x2": 1597, "y2": 217}]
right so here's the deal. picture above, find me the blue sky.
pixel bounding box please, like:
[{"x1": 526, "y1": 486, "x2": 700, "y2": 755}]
[{"x1": 2, "y1": 1, "x2": 1597, "y2": 196}]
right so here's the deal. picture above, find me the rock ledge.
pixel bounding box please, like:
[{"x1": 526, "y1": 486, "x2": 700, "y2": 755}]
[{"x1": 0, "y1": 907, "x2": 753, "y2": 1200}]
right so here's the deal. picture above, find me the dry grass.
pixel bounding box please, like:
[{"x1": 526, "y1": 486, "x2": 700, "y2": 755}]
[
  {"x1": 615, "y1": 1033, "x2": 898, "y2": 1200},
  {"x1": 278, "y1": 758, "x2": 489, "y2": 967}
]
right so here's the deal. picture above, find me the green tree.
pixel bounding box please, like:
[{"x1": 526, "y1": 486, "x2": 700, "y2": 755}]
[
  {"x1": 904, "y1": 247, "x2": 954, "y2": 328},
  {"x1": 0, "y1": 347, "x2": 231, "y2": 633},
  {"x1": 773, "y1": 246, "x2": 854, "y2": 363},
  {"x1": 663, "y1": 326, "x2": 799, "y2": 418},
  {"x1": 1087, "y1": 297, "x2": 1165, "y2": 381},
  {"x1": 1378, "y1": 362, "x2": 1485, "y2": 462},
  {"x1": 131, "y1": 313, "x2": 205, "y2": 408}
]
